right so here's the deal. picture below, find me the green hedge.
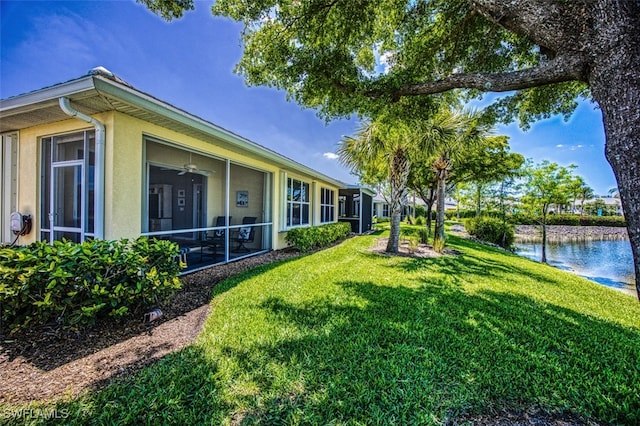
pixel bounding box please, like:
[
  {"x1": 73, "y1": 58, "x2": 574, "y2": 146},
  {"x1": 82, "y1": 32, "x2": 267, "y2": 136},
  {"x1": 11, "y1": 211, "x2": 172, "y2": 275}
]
[
  {"x1": 285, "y1": 222, "x2": 351, "y2": 252},
  {"x1": 465, "y1": 217, "x2": 515, "y2": 248},
  {"x1": 509, "y1": 213, "x2": 626, "y2": 227},
  {"x1": 445, "y1": 209, "x2": 476, "y2": 220},
  {"x1": 0, "y1": 237, "x2": 182, "y2": 333}
]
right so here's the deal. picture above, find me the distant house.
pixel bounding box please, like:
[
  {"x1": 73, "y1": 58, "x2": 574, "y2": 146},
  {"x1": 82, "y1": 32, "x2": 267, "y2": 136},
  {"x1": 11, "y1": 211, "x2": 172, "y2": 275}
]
[
  {"x1": 373, "y1": 193, "x2": 456, "y2": 219},
  {"x1": 0, "y1": 67, "x2": 347, "y2": 272},
  {"x1": 338, "y1": 185, "x2": 375, "y2": 233},
  {"x1": 580, "y1": 196, "x2": 624, "y2": 216}
]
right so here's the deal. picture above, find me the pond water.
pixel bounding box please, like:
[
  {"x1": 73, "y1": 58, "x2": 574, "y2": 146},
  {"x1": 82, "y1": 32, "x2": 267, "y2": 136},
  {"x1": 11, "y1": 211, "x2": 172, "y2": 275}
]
[{"x1": 514, "y1": 238, "x2": 636, "y2": 295}]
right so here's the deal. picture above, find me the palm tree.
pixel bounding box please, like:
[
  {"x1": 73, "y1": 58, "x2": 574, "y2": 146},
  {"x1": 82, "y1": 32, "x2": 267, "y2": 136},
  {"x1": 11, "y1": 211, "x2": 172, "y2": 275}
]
[
  {"x1": 414, "y1": 109, "x2": 493, "y2": 251},
  {"x1": 578, "y1": 183, "x2": 595, "y2": 215},
  {"x1": 339, "y1": 108, "x2": 492, "y2": 254},
  {"x1": 338, "y1": 120, "x2": 410, "y2": 253}
]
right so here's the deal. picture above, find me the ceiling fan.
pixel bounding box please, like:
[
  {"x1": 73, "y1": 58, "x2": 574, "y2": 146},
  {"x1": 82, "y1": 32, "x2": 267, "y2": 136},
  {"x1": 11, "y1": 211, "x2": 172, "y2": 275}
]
[{"x1": 170, "y1": 153, "x2": 214, "y2": 176}]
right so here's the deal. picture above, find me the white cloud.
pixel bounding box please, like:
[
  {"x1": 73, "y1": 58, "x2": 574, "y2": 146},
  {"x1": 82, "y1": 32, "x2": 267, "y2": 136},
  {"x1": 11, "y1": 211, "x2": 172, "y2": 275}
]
[
  {"x1": 556, "y1": 143, "x2": 585, "y2": 151},
  {"x1": 323, "y1": 152, "x2": 339, "y2": 160}
]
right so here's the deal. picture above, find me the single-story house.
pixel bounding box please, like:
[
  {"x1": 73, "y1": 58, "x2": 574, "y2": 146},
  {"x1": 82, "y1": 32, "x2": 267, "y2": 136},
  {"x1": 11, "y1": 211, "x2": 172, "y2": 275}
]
[{"x1": 0, "y1": 67, "x2": 345, "y2": 272}]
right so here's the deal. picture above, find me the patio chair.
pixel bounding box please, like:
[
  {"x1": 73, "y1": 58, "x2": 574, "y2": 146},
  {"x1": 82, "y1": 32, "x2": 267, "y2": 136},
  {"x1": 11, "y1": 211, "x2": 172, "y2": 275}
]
[
  {"x1": 233, "y1": 216, "x2": 257, "y2": 253},
  {"x1": 201, "y1": 216, "x2": 231, "y2": 260}
]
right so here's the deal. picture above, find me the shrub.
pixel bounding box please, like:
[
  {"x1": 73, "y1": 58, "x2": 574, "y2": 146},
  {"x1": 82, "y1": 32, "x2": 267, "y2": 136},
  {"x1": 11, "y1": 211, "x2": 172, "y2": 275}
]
[
  {"x1": 285, "y1": 222, "x2": 351, "y2": 252},
  {"x1": 546, "y1": 214, "x2": 581, "y2": 226},
  {"x1": 508, "y1": 212, "x2": 537, "y2": 225},
  {"x1": 0, "y1": 237, "x2": 182, "y2": 332},
  {"x1": 417, "y1": 228, "x2": 429, "y2": 244},
  {"x1": 577, "y1": 215, "x2": 626, "y2": 227},
  {"x1": 465, "y1": 217, "x2": 515, "y2": 248},
  {"x1": 509, "y1": 213, "x2": 626, "y2": 227},
  {"x1": 414, "y1": 205, "x2": 427, "y2": 218},
  {"x1": 400, "y1": 226, "x2": 430, "y2": 244}
]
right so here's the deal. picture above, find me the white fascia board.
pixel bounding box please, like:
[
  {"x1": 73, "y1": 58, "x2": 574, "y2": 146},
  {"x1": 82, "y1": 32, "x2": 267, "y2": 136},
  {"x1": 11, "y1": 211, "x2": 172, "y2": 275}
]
[
  {"x1": 91, "y1": 76, "x2": 346, "y2": 188},
  {"x1": 0, "y1": 77, "x2": 96, "y2": 114}
]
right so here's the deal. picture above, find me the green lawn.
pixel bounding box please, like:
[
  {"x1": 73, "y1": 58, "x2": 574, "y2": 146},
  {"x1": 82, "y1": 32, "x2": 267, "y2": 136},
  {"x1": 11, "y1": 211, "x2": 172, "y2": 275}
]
[{"x1": 9, "y1": 231, "x2": 640, "y2": 425}]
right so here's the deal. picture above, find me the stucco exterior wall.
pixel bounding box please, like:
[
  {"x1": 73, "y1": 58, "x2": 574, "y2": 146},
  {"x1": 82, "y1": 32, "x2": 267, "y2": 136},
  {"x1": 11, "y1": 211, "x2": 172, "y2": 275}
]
[{"x1": 13, "y1": 109, "x2": 341, "y2": 251}]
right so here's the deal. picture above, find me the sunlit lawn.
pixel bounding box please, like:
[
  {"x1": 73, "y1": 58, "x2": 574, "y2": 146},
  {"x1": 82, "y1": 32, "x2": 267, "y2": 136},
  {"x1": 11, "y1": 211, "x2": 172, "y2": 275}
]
[{"x1": 12, "y1": 230, "x2": 640, "y2": 425}]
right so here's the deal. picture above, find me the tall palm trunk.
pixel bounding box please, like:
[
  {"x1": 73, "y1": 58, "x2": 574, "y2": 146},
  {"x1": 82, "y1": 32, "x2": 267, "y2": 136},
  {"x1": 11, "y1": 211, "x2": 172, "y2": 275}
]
[
  {"x1": 475, "y1": 183, "x2": 483, "y2": 217},
  {"x1": 433, "y1": 155, "x2": 450, "y2": 252},
  {"x1": 386, "y1": 147, "x2": 410, "y2": 253}
]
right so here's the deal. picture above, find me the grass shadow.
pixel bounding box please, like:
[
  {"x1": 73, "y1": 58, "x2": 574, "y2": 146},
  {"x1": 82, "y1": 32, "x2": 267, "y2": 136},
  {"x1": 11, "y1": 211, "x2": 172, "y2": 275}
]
[{"x1": 193, "y1": 280, "x2": 639, "y2": 424}]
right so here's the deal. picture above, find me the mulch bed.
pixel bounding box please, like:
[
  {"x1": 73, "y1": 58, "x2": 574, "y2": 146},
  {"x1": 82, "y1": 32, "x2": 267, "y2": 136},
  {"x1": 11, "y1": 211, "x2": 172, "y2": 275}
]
[
  {"x1": 0, "y1": 248, "x2": 300, "y2": 404},
  {"x1": 368, "y1": 237, "x2": 461, "y2": 257}
]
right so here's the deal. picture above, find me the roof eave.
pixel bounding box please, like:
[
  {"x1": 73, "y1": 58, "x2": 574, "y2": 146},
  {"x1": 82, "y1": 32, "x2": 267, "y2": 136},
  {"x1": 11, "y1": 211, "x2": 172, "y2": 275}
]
[
  {"x1": 91, "y1": 76, "x2": 345, "y2": 188},
  {"x1": 1, "y1": 73, "x2": 345, "y2": 188},
  {"x1": 0, "y1": 76, "x2": 96, "y2": 113}
]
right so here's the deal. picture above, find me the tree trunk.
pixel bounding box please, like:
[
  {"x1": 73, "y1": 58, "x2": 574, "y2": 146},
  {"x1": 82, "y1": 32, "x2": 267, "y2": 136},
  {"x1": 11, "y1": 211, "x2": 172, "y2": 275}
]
[
  {"x1": 500, "y1": 181, "x2": 507, "y2": 247},
  {"x1": 387, "y1": 209, "x2": 402, "y2": 253},
  {"x1": 541, "y1": 214, "x2": 547, "y2": 264},
  {"x1": 416, "y1": 187, "x2": 436, "y2": 236},
  {"x1": 426, "y1": 201, "x2": 433, "y2": 237},
  {"x1": 434, "y1": 169, "x2": 447, "y2": 252},
  {"x1": 386, "y1": 147, "x2": 410, "y2": 253},
  {"x1": 589, "y1": 0, "x2": 640, "y2": 300}
]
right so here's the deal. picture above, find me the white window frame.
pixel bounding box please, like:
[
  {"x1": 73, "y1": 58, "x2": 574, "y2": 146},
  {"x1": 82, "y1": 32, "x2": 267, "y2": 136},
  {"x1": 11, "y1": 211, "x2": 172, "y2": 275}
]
[
  {"x1": 286, "y1": 177, "x2": 310, "y2": 228},
  {"x1": 320, "y1": 187, "x2": 335, "y2": 223}
]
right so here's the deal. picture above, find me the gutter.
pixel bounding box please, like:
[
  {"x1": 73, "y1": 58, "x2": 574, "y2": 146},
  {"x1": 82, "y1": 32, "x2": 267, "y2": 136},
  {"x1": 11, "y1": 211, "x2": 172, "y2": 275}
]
[
  {"x1": 58, "y1": 97, "x2": 105, "y2": 239},
  {"x1": 90, "y1": 76, "x2": 346, "y2": 189}
]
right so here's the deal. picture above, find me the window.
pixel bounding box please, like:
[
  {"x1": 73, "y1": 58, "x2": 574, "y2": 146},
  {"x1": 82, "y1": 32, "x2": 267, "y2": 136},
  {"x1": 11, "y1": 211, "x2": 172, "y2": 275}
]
[
  {"x1": 320, "y1": 187, "x2": 335, "y2": 223},
  {"x1": 382, "y1": 204, "x2": 390, "y2": 217},
  {"x1": 286, "y1": 178, "x2": 309, "y2": 227}
]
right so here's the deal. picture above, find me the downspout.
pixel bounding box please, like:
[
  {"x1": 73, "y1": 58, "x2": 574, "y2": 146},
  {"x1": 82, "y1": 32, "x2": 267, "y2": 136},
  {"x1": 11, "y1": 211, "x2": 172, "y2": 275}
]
[{"x1": 59, "y1": 97, "x2": 105, "y2": 239}]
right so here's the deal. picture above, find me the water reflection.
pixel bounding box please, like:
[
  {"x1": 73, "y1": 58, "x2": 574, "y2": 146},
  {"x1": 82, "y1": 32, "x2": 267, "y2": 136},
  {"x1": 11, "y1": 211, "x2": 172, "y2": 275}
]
[{"x1": 515, "y1": 238, "x2": 635, "y2": 295}]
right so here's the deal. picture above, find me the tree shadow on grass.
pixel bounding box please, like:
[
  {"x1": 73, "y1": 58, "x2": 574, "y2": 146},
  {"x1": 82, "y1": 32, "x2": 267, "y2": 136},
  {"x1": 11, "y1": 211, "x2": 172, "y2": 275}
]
[
  {"x1": 249, "y1": 281, "x2": 639, "y2": 424},
  {"x1": 38, "y1": 265, "x2": 640, "y2": 425},
  {"x1": 365, "y1": 238, "x2": 572, "y2": 288},
  {"x1": 38, "y1": 346, "x2": 232, "y2": 426}
]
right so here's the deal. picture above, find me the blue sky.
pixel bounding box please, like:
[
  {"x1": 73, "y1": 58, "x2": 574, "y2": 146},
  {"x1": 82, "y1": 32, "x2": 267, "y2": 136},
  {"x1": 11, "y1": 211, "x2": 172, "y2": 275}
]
[{"x1": 0, "y1": 0, "x2": 618, "y2": 195}]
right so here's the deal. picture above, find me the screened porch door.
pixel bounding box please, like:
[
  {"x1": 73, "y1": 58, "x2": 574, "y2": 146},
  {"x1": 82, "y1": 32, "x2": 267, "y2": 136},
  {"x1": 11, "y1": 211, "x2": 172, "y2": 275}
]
[
  {"x1": 41, "y1": 130, "x2": 95, "y2": 244},
  {"x1": 48, "y1": 161, "x2": 84, "y2": 243}
]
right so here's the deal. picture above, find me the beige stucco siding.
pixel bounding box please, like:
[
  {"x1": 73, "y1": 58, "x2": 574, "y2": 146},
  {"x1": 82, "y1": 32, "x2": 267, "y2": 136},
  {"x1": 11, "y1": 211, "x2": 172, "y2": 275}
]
[{"x1": 14, "y1": 109, "x2": 341, "y2": 250}]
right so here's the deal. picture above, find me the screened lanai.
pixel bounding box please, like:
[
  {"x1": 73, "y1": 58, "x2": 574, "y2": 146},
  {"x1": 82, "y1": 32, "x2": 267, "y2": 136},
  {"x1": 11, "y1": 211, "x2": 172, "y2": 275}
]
[{"x1": 142, "y1": 139, "x2": 273, "y2": 272}]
